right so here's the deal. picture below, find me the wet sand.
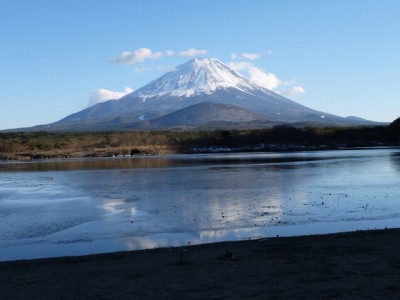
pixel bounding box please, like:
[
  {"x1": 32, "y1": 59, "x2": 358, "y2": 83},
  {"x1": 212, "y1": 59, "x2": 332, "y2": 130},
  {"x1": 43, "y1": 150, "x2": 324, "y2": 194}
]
[{"x1": 1, "y1": 228, "x2": 400, "y2": 299}]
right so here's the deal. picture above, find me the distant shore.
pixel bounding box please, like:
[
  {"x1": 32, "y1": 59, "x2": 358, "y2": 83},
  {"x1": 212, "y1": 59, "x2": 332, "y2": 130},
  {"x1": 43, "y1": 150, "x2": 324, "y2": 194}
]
[
  {"x1": 1, "y1": 126, "x2": 399, "y2": 161},
  {"x1": 2, "y1": 228, "x2": 400, "y2": 299}
]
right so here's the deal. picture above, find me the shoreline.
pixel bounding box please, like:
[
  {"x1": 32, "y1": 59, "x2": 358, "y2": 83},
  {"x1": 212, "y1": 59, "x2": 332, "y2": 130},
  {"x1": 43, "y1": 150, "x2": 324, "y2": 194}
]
[
  {"x1": 2, "y1": 228, "x2": 400, "y2": 298},
  {"x1": 3, "y1": 216, "x2": 400, "y2": 263},
  {"x1": 1, "y1": 126, "x2": 398, "y2": 161},
  {"x1": 1, "y1": 144, "x2": 399, "y2": 162}
]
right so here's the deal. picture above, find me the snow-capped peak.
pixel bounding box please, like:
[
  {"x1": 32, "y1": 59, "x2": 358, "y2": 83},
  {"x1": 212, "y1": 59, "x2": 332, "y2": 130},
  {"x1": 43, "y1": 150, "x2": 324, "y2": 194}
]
[{"x1": 135, "y1": 57, "x2": 261, "y2": 99}]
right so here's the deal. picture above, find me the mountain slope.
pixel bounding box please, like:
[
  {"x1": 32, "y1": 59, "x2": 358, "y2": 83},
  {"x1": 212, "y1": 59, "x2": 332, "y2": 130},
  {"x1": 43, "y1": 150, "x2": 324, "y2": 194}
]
[
  {"x1": 135, "y1": 57, "x2": 262, "y2": 98},
  {"x1": 144, "y1": 102, "x2": 265, "y2": 128},
  {"x1": 51, "y1": 57, "x2": 378, "y2": 130}
]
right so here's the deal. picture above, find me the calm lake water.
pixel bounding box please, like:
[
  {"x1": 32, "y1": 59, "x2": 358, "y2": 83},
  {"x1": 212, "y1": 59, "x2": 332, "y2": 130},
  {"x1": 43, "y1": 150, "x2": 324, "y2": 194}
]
[{"x1": 1, "y1": 148, "x2": 400, "y2": 261}]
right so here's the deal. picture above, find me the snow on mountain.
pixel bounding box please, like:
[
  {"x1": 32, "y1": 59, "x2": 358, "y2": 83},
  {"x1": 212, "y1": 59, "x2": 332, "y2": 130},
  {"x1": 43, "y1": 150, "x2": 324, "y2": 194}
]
[
  {"x1": 135, "y1": 57, "x2": 263, "y2": 99},
  {"x1": 51, "y1": 57, "x2": 378, "y2": 130}
]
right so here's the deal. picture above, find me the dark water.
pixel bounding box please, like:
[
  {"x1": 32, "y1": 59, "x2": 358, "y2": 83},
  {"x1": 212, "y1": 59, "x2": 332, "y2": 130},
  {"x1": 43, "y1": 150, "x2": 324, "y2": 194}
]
[{"x1": 1, "y1": 148, "x2": 400, "y2": 261}]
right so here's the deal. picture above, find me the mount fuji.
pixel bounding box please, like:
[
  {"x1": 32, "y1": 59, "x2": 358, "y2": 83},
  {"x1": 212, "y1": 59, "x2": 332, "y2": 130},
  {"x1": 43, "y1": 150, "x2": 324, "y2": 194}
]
[{"x1": 41, "y1": 57, "x2": 375, "y2": 131}]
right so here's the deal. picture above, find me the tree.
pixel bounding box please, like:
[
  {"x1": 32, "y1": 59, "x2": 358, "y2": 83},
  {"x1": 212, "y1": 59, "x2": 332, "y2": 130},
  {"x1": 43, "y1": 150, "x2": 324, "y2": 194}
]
[
  {"x1": 388, "y1": 117, "x2": 400, "y2": 141},
  {"x1": 389, "y1": 117, "x2": 400, "y2": 131}
]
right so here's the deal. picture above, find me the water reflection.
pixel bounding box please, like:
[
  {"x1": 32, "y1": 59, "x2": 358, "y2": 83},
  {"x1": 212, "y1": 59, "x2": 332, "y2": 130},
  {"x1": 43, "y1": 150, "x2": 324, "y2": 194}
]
[
  {"x1": 0, "y1": 157, "x2": 184, "y2": 172},
  {"x1": 0, "y1": 149, "x2": 394, "y2": 172},
  {"x1": 1, "y1": 147, "x2": 400, "y2": 261},
  {"x1": 390, "y1": 152, "x2": 400, "y2": 174}
]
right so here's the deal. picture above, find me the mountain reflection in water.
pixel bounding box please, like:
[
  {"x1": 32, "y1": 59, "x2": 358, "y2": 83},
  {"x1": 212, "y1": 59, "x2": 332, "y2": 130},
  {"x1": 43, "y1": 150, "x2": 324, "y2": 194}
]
[{"x1": 0, "y1": 148, "x2": 400, "y2": 261}]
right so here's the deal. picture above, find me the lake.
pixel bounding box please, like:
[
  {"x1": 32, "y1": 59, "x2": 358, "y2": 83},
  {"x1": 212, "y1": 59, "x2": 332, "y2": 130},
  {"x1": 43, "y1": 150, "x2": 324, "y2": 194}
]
[{"x1": 1, "y1": 148, "x2": 400, "y2": 261}]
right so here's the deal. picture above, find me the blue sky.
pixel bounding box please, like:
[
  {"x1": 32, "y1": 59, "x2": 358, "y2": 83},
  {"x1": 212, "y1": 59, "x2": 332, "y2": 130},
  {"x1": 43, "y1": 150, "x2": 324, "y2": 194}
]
[{"x1": 0, "y1": 0, "x2": 399, "y2": 130}]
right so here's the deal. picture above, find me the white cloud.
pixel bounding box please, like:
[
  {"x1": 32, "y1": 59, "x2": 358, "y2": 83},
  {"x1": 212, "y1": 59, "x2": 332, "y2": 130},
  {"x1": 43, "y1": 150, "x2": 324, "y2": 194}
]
[
  {"x1": 165, "y1": 49, "x2": 175, "y2": 56},
  {"x1": 227, "y1": 60, "x2": 304, "y2": 95},
  {"x1": 248, "y1": 68, "x2": 281, "y2": 90},
  {"x1": 178, "y1": 48, "x2": 208, "y2": 57},
  {"x1": 110, "y1": 47, "x2": 208, "y2": 64},
  {"x1": 228, "y1": 61, "x2": 281, "y2": 90},
  {"x1": 281, "y1": 86, "x2": 306, "y2": 97},
  {"x1": 241, "y1": 52, "x2": 260, "y2": 60},
  {"x1": 265, "y1": 50, "x2": 273, "y2": 55},
  {"x1": 88, "y1": 87, "x2": 134, "y2": 107},
  {"x1": 231, "y1": 52, "x2": 263, "y2": 61},
  {"x1": 110, "y1": 48, "x2": 162, "y2": 64},
  {"x1": 227, "y1": 61, "x2": 251, "y2": 70}
]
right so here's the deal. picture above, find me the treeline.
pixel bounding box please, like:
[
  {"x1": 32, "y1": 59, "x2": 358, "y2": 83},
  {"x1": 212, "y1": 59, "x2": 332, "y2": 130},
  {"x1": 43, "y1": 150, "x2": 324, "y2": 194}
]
[
  {"x1": 0, "y1": 131, "x2": 173, "y2": 160},
  {"x1": 0, "y1": 122, "x2": 399, "y2": 160}
]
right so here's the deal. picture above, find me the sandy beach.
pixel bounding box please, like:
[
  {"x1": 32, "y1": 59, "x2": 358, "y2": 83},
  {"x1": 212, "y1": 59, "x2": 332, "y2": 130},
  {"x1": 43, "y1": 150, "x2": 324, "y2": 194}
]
[{"x1": 1, "y1": 228, "x2": 400, "y2": 299}]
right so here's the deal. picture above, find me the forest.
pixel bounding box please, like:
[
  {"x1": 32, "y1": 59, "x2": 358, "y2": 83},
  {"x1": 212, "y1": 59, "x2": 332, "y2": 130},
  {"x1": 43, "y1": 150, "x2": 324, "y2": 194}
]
[{"x1": 0, "y1": 120, "x2": 399, "y2": 160}]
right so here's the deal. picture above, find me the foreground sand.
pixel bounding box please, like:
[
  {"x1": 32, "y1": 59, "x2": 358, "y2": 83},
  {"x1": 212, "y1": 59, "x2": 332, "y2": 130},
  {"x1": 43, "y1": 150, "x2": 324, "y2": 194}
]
[{"x1": 1, "y1": 229, "x2": 400, "y2": 299}]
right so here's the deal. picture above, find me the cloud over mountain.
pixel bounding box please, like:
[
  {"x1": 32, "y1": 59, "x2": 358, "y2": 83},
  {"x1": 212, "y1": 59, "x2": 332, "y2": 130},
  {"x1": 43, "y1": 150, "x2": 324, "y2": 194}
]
[
  {"x1": 110, "y1": 48, "x2": 162, "y2": 64},
  {"x1": 108, "y1": 48, "x2": 304, "y2": 100},
  {"x1": 241, "y1": 52, "x2": 261, "y2": 60},
  {"x1": 227, "y1": 53, "x2": 305, "y2": 96},
  {"x1": 231, "y1": 51, "x2": 269, "y2": 61},
  {"x1": 228, "y1": 61, "x2": 281, "y2": 90},
  {"x1": 281, "y1": 86, "x2": 306, "y2": 97},
  {"x1": 110, "y1": 47, "x2": 209, "y2": 64},
  {"x1": 88, "y1": 87, "x2": 134, "y2": 107}
]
